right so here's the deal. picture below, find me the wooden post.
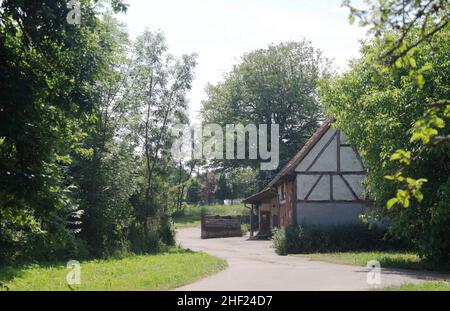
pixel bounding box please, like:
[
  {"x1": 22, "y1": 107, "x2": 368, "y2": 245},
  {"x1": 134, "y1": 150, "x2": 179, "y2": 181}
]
[
  {"x1": 200, "y1": 208, "x2": 205, "y2": 239},
  {"x1": 245, "y1": 204, "x2": 254, "y2": 238},
  {"x1": 250, "y1": 204, "x2": 254, "y2": 237}
]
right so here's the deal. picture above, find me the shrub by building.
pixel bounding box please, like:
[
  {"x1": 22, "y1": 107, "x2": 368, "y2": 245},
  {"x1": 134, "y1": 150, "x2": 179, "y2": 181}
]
[{"x1": 272, "y1": 224, "x2": 409, "y2": 256}]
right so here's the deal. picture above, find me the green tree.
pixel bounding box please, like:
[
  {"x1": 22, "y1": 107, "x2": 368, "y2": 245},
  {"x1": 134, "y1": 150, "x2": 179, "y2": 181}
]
[
  {"x1": 201, "y1": 40, "x2": 330, "y2": 187},
  {"x1": 123, "y1": 29, "x2": 197, "y2": 247},
  {"x1": 228, "y1": 167, "x2": 258, "y2": 199},
  {"x1": 186, "y1": 179, "x2": 201, "y2": 205},
  {"x1": 0, "y1": 1, "x2": 199, "y2": 263},
  {"x1": 0, "y1": 0, "x2": 127, "y2": 263},
  {"x1": 70, "y1": 14, "x2": 140, "y2": 257},
  {"x1": 340, "y1": 0, "x2": 450, "y2": 263},
  {"x1": 214, "y1": 174, "x2": 231, "y2": 201},
  {"x1": 319, "y1": 24, "x2": 450, "y2": 263},
  {"x1": 199, "y1": 172, "x2": 217, "y2": 205}
]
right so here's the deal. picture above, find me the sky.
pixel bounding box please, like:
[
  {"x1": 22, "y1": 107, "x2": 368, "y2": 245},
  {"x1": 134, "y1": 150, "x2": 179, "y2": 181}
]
[{"x1": 117, "y1": 0, "x2": 367, "y2": 122}]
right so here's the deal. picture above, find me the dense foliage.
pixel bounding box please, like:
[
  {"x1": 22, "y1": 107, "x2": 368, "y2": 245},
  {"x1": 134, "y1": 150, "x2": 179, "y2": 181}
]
[
  {"x1": 0, "y1": 1, "x2": 195, "y2": 264},
  {"x1": 319, "y1": 24, "x2": 449, "y2": 263},
  {"x1": 272, "y1": 225, "x2": 407, "y2": 256},
  {"x1": 1, "y1": 0, "x2": 448, "y2": 269},
  {"x1": 201, "y1": 41, "x2": 330, "y2": 187}
]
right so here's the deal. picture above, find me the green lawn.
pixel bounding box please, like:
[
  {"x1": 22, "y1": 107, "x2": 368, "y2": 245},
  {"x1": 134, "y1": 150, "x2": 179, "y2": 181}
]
[
  {"x1": 173, "y1": 214, "x2": 201, "y2": 228},
  {"x1": 173, "y1": 204, "x2": 249, "y2": 229},
  {"x1": 305, "y1": 252, "x2": 449, "y2": 271},
  {"x1": 306, "y1": 252, "x2": 450, "y2": 291},
  {"x1": 0, "y1": 249, "x2": 227, "y2": 291},
  {"x1": 382, "y1": 281, "x2": 450, "y2": 291}
]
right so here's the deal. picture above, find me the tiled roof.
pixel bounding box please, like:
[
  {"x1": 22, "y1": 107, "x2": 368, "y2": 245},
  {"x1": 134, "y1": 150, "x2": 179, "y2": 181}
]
[
  {"x1": 241, "y1": 187, "x2": 276, "y2": 204},
  {"x1": 242, "y1": 117, "x2": 335, "y2": 204}
]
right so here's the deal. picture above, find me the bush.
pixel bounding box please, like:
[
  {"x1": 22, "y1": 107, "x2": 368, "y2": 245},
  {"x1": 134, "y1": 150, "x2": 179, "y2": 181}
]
[
  {"x1": 158, "y1": 216, "x2": 176, "y2": 246},
  {"x1": 319, "y1": 26, "x2": 450, "y2": 264},
  {"x1": 129, "y1": 222, "x2": 174, "y2": 255},
  {"x1": 272, "y1": 224, "x2": 409, "y2": 255},
  {"x1": 272, "y1": 227, "x2": 287, "y2": 255},
  {"x1": 413, "y1": 179, "x2": 450, "y2": 264}
]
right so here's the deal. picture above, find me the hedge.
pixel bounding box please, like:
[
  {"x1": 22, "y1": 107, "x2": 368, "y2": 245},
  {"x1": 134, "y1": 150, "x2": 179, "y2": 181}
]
[{"x1": 272, "y1": 224, "x2": 409, "y2": 255}]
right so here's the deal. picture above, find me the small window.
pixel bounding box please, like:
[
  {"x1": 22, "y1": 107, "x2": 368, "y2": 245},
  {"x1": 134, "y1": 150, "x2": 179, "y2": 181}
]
[
  {"x1": 280, "y1": 183, "x2": 285, "y2": 200},
  {"x1": 273, "y1": 215, "x2": 279, "y2": 228}
]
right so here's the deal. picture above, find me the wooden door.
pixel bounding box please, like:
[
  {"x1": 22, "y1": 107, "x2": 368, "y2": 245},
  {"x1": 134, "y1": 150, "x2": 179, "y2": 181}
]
[{"x1": 260, "y1": 211, "x2": 271, "y2": 235}]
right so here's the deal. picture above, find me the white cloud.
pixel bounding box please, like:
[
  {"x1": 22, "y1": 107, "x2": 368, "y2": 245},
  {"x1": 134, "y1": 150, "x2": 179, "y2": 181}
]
[{"x1": 118, "y1": 0, "x2": 366, "y2": 121}]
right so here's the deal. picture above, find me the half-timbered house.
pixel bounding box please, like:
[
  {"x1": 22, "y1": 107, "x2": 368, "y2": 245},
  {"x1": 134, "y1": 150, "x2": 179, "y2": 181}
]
[{"x1": 242, "y1": 118, "x2": 368, "y2": 236}]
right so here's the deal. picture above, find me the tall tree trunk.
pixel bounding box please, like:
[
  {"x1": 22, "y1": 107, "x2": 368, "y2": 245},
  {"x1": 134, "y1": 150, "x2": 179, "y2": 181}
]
[{"x1": 144, "y1": 74, "x2": 154, "y2": 203}]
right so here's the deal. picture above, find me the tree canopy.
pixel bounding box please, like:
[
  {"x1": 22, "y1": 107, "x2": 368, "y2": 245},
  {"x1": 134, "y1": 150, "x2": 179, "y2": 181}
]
[
  {"x1": 201, "y1": 40, "x2": 330, "y2": 187},
  {"x1": 320, "y1": 0, "x2": 449, "y2": 263},
  {"x1": 0, "y1": 1, "x2": 196, "y2": 263}
]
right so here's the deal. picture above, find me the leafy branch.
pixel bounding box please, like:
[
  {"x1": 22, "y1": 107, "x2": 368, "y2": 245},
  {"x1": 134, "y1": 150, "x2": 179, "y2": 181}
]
[{"x1": 344, "y1": 0, "x2": 449, "y2": 209}]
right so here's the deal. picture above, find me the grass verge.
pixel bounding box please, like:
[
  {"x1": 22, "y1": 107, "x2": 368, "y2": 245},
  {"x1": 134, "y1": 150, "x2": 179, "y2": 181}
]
[
  {"x1": 382, "y1": 281, "x2": 450, "y2": 291},
  {"x1": 305, "y1": 252, "x2": 449, "y2": 271},
  {"x1": 0, "y1": 248, "x2": 227, "y2": 291}
]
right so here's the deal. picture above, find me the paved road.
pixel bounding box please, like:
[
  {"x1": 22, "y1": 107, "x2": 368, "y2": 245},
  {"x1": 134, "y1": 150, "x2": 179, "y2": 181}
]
[{"x1": 175, "y1": 227, "x2": 449, "y2": 291}]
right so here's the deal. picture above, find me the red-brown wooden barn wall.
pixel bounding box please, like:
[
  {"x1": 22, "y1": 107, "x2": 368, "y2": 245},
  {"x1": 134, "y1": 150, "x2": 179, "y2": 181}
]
[{"x1": 280, "y1": 180, "x2": 295, "y2": 228}]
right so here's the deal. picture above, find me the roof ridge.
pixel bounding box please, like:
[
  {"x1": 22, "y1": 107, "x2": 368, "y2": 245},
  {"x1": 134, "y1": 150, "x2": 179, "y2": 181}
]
[{"x1": 242, "y1": 117, "x2": 335, "y2": 203}]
